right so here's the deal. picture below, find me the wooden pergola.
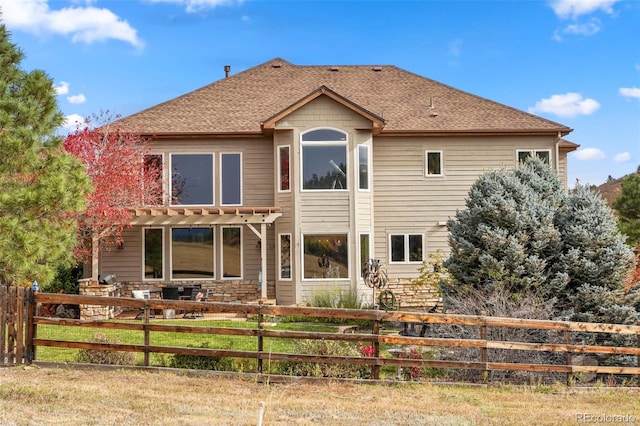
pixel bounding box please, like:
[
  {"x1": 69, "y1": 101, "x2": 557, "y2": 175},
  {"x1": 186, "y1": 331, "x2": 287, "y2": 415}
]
[{"x1": 127, "y1": 206, "x2": 282, "y2": 300}]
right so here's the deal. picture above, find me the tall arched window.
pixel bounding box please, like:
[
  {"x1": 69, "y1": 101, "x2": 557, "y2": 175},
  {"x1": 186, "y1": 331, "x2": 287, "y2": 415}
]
[{"x1": 301, "y1": 128, "x2": 348, "y2": 190}]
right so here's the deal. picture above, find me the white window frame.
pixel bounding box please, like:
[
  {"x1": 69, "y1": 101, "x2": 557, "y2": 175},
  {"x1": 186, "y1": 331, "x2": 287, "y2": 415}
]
[
  {"x1": 278, "y1": 233, "x2": 292, "y2": 281},
  {"x1": 220, "y1": 152, "x2": 243, "y2": 206},
  {"x1": 277, "y1": 145, "x2": 291, "y2": 193},
  {"x1": 516, "y1": 149, "x2": 552, "y2": 165},
  {"x1": 358, "y1": 144, "x2": 370, "y2": 191},
  {"x1": 300, "y1": 128, "x2": 348, "y2": 192},
  {"x1": 170, "y1": 226, "x2": 215, "y2": 281},
  {"x1": 142, "y1": 227, "x2": 164, "y2": 281},
  {"x1": 388, "y1": 233, "x2": 424, "y2": 264},
  {"x1": 425, "y1": 150, "x2": 444, "y2": 177},
  {"x1": 170, "y1": 153, "x2": 215, "y2": 207},
  {"x1": 301, "y1": 232, "x2": 350, "y2": 281},
  {"x1": 221, "y1": 225, "x2": 243, "y2": 280}
]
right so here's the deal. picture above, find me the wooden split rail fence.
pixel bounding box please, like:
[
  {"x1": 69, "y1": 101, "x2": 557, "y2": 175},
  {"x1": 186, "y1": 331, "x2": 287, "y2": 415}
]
[
  {"x1": 1, "y1": 285, "x2": 35, "y2": 366},
  {"x1": 2, "y1": 286, "x2": 640, "y2": 382}
]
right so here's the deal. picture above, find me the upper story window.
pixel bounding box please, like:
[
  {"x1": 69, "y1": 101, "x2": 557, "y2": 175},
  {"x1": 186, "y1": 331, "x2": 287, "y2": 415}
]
[
  {"x1": 517, "y1": 149, "x2": 551, "y2": 165},
  {"x1": 220, "y1": 153, "x2": 242, "y2": 206},
  {"x1": 301, "y1": 128, "x2": 347, "y2": 191},
  {"x1": 425, "y1": 151, "x2": 443, "y2": 176},
  {"x1": 143, "y1": 154, "x2": 164, "y2": 206},
  {"x1": 358, "y1": 144, "x2": 370, "y2": 190},
  {"x1": 171, "y1": 153, "x2": 214, "y2": 206},
  {"x1": 278, "y1": 145, "x2": 290, "y2": 192}
]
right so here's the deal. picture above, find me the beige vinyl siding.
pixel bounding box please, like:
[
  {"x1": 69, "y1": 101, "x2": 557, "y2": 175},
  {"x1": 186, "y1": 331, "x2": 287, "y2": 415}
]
[
  {"x1": 373, "y1": 135, "x2": 560, "y2": 279},
  {"x1": 100, "y1": 227, "x2": 143, "y2": 282}
]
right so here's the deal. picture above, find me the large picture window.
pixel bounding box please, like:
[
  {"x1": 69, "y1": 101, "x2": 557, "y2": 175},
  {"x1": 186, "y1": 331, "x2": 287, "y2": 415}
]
[
  {"x1": 171, "y1": 227, "x2": 214, "y2": 279},
  {"x1": 221, "y1": 226, "x2": 242, "y2": 278},
  {"x1": 301, "y1": 129, "x2": 347, "y2": 190},
  {"x1": 389, "y1": 234, "x2": 423, "y2": 263},
  {"x1": 279, "y1": 233, "x2": 291, "y2": 280},
  {"x1": 143, "y1": 228, "x2": 163, "y2": 280},
  {"x1": 221, "y1": 153, "x2": 242, "y2": 205},
  {"x1": 303, "y1": 234, "x2": 348, "y2": 279},
  {"x1": 171, "y1": 154, "x2": 214, "y2": 205}
]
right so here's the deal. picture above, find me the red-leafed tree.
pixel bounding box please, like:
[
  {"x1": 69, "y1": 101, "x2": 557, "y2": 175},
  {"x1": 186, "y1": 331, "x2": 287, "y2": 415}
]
[{"x1": 64, "y1": 112, "x2": 163, "y2": 281}]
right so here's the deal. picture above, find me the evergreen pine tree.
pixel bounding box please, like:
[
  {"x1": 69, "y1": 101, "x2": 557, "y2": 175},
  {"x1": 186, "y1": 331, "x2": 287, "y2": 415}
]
[
  {"x1": 444, "y1": 158, "x2": 637, "y2": 323},
  {"x1": 444, "y1": 158, "x2": 564, "y2": 298},
  {"x1": 0, "y1": 24, "x2": 91, "y2": 286},
  {"x1": 613, "y1": 171, "x2": 640, "y2": 247},
  {"x1": 554, "y1": 184, "x2": 636, "y2": 323}
]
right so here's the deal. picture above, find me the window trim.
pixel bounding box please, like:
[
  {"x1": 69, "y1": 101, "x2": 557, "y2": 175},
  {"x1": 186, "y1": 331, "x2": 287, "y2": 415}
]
[
  {"x1": 388, "y1": 233, "x2": 424, "y2": 264},
  {"x1": 278, "y1": 233, "x2": 292, "y2": 281},
  {"x1": 516, "y1": 149, "x2": 552, "y2": 164},
  {"x1": 301, "y1": 232, "x2": 350, "y2": 281},
  {"x1": 170, "y1": 226, "x2": 215, "y2": 280},
  {"x1": 358, "y1": 144, "x2": 370, "y2": 191},
  {"x1": 300, "y1": 127, "x2": 348, "y2": 192},
  {"x1": 425, "y1": 150, "x2": 444, "y2": 177},
  {"x1": 220, "y1": 152, "x2": 243, "y2": 206},
  {"x1": 170, "y1": 153, "x2": 215, "y2": 207},
  {"x1": 142, "y1": 227, "x2": 165, "y2": 281},
  {"x1": 220, "y1": 225, "x2": 243, "y2": 280},
  {"x1": 277, "y1": 145, "x2": 291, "y2": 193}
]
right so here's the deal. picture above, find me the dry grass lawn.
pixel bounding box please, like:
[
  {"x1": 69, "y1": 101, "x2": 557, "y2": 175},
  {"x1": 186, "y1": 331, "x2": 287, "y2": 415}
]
[{"x1": 1, "y1": 365, "x2": 638, "y2": 425}]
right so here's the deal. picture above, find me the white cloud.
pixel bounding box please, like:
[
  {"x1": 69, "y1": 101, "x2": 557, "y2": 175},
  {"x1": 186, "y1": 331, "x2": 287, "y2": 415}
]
[
  {"x1": 53, "y1": 81, "x2": 70, "y2": 95},
  {"x1": 572, "y1": 148, "x2": 606, "y2": 160},
  {"x1": 67, "y1": 94, "x2": 87, "y2": 104},
  {"x1": 0, "y1": 0, "x2": 143, "y2": 48},
  {"x1": 614, "y1": 152, "x2": 631, "y2": 162},
  {"x1": 448, "y1": 39, "x2": 463, "y2": 57},
  {"x1": 619, "y1": 87, "x2": 640, "y2": 99},
  {"x1": 147, "y1": 0, "x2": 242, "y2": 13},
  {"x1": 61, "y1": 113, "x2": 85, "y2": 133},
  {"x1": 550, "y1": 0, "x2": 619, "y2": 19},
  {"x1": 563, "y1": 20, "x2": 601, "y2": 36},
  {"x1": 529, "y1": 92, "x2": 600, "y2": 117}
]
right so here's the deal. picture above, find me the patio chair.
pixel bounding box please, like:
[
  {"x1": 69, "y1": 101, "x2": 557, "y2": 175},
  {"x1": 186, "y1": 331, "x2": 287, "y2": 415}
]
[
  {"x1": 183, "y1": 288, "x2": 208, "y2": 319},
  {"x1": 132, "y1": 290, "x2": 155, "y2": 320}
]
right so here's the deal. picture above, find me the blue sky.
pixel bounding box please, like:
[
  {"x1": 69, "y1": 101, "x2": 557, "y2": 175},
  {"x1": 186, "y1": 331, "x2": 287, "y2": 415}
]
[{"x1": 2, "y1": 0, "x2": 638, "y2": 186}]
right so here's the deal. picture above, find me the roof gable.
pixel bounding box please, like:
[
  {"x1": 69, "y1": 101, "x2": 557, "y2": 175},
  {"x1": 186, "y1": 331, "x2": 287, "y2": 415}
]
[{"x1": 116, "y1": 58, "x2": 572, "y2": 136}]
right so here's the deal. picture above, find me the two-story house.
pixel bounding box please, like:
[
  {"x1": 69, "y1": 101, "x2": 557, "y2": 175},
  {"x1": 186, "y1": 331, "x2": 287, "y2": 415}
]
[{"x1": 101, "y1": 58, "x2": 577, "y2": 306}]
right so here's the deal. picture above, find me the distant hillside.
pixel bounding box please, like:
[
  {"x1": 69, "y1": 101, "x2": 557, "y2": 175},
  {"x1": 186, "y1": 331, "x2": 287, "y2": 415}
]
[{"x1": 591, "y1": 171, "x2": 638, "y2": 206}]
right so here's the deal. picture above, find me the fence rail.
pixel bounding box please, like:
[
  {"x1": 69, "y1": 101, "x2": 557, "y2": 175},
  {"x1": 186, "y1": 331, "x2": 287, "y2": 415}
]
[{"x1": 2, "y1": 288, "x2": 639, "y2": 382}]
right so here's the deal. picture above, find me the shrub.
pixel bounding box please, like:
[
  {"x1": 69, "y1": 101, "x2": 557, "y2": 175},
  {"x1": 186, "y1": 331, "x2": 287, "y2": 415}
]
[
  {"x1": 169, "y1": 342, "x2": 233, "y2": 371},
  {"x1": 309, "y1": 287, "x2": 364, "y2": 309},
  {"x1": 76, "y1": 333, "x2": 136, "y2": 366},
  {"x1": 272, "y1": 339, "x2": 370, "y2": 379}
]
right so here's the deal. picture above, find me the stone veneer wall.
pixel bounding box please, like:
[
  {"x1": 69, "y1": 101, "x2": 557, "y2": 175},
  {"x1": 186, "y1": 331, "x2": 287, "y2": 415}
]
[
  {"x1": 374, "y1": 278, "x2": 441, "y2": 311},
  {"x1": 122, "y1": 280, "x2": 275, "y2": 303},
  {"x1": 79, "y1": 279, "x2": 123, "y2": 320}
]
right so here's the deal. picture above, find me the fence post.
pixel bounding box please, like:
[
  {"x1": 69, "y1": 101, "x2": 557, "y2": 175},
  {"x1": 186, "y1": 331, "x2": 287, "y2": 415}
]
[
  {"x1": 480, "y1": 312, "x2": 488, "y2": 382},
  {"x1": 0, "y1": 286, "x2": 6, "y2": 366},
  {"x1": 372, "y1": 318, "x2": 380, "y2": 380},
  {"x1": 25, "y1": 288, "x2": 36, "y2": 363},
  {"x1": 257, "y1": 300, "x2": 264, "y2": 374},
  {"x1": 143, "y1": 305, "x2": 151, "y2": 367},
  {"x1": 564, "y1": 319, "x2": 572, "y2": 386}
]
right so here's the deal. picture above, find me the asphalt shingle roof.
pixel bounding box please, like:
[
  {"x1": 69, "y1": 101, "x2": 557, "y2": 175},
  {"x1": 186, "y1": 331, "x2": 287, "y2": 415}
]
[{"x1": 116, "y1": 58, "x2": 572, "y2": 136}]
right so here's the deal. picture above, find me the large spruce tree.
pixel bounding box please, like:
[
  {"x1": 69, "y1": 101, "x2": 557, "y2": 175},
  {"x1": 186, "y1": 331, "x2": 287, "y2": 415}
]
[
  {"x1": 444, "y1": 158, "x2": 636, "y2": 323},
  {"x1": 0, "y1": 24, "x2": 91, "y2": 286}
]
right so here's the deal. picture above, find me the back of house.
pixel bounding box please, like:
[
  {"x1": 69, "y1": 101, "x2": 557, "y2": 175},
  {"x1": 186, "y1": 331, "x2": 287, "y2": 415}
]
[{"x1": 95, "y1": 58, "x2": 576, "y2": 307}]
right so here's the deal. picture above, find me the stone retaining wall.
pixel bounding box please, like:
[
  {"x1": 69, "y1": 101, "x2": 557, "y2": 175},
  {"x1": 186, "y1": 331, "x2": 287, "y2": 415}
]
[{"x1": 374, "y1": 279, "x2": 441, "y2": 311}]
